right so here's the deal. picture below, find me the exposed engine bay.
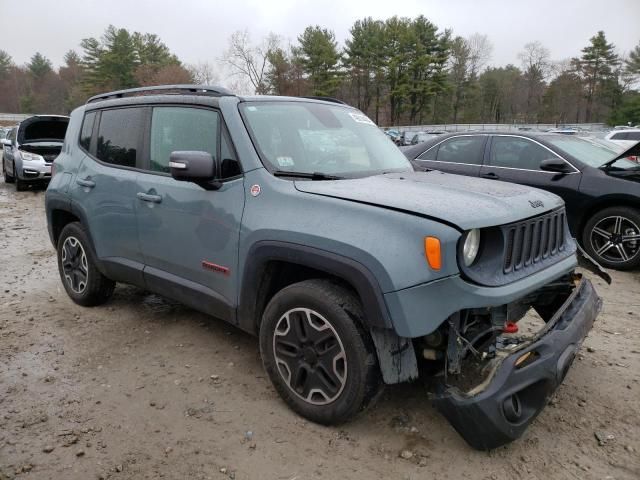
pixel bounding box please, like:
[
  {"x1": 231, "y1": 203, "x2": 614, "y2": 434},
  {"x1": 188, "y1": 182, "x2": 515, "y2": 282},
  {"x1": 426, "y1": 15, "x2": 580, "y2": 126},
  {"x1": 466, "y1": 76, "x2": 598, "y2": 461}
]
[{"x1": 419, "y1": 273, "x2": 579, "y2": 395}]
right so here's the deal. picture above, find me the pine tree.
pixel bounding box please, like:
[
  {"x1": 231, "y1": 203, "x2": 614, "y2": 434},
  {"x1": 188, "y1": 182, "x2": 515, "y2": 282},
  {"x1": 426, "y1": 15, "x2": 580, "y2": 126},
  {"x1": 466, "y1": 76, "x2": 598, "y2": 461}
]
[
  {"x1": 573, "y1": 31, "x2": 620, "y2": 122},
  {"x1": 296, "y1": 26, "x2": 341, "y2": 96}
]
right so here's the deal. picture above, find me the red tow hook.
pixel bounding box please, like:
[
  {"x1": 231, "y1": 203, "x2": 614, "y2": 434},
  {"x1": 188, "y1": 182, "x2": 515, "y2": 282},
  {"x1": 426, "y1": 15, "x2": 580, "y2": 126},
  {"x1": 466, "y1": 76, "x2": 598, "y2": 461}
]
[{"x1": 503, "y1": 322, "x2": 519, "y2": 334}]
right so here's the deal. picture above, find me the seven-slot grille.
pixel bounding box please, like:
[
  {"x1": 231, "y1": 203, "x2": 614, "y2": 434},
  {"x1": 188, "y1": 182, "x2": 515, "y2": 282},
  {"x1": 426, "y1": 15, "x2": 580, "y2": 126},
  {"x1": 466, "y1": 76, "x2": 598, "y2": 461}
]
[{"x1": 503, "y1": 209, "x2": 567, "y2": 273}]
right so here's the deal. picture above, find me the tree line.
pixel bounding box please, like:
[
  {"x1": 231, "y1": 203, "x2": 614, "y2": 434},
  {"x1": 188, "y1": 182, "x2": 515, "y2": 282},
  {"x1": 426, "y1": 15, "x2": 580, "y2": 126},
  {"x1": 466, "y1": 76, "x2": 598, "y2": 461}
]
[{"x1": 1, "y1": 19, "x2": 639, "y2": 126}]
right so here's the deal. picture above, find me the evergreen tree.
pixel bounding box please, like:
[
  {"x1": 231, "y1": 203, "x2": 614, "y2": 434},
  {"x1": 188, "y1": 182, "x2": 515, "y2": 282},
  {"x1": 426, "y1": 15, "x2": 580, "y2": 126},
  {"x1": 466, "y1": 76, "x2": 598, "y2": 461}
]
[
  {"x1": 573, "y1": 31, "x2": 620, "y2": 122},
  {"x1": 28, "y1": 52, "x2": 53, "y2": 79},
  {"x1": 0, "y1": 50, "x2": 13, "y2": 79},
  {"x1": 296, "y1": 26, "x2": 341, "y2": 96}
]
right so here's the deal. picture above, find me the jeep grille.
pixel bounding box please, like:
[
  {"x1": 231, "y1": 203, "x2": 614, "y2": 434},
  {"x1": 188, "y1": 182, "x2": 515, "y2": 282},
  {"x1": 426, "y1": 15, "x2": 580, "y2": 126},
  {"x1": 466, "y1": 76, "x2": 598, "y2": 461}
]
[{"x1": 503, "y1": 209, "x2": 567, "y2": 274}]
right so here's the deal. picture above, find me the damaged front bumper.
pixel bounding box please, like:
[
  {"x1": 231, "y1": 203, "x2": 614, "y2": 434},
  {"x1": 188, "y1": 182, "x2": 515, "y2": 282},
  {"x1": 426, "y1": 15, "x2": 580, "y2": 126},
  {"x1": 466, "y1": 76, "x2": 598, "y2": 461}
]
[{"x1": 432, "y1": 278, "x2": 601, "y2": 450}]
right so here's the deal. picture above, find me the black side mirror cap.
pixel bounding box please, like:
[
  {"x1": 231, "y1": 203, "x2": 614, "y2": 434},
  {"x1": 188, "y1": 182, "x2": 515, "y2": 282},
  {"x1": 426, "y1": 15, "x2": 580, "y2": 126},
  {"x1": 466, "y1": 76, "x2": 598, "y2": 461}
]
[
  {"x1": 169, "y1": 150, "x2": 222, "y2": 190},
  {"x1": 540, "y1": 158, "x2": 573, "y2": 173}
]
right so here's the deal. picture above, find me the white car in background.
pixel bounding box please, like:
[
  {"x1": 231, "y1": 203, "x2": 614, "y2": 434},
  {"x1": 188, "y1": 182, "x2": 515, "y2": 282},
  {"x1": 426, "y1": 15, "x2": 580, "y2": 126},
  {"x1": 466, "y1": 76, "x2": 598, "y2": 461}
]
[{"x1": 605, "y1": 129, "x2": 640, "y2": 149}]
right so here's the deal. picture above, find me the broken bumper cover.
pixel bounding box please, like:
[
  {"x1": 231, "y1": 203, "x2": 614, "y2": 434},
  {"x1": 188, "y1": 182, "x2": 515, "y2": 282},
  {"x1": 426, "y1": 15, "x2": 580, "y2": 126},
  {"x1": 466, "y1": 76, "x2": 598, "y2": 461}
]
[{"x1": 432, "y1": 278, "x2": 601, "y2": 450}]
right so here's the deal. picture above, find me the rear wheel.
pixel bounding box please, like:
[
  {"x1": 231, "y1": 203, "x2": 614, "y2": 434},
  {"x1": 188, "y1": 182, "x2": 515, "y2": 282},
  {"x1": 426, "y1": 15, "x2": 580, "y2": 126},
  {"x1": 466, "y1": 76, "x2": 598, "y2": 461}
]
[
  {"x1": 259, "y1": 279, "x2": 382, "y2": 424},
  {"x1": 583, "y1": 206, "x2": 640, "y2": 270},
  {"x1": 57, "y1": 222, "x2": 115, "y2": 306}
]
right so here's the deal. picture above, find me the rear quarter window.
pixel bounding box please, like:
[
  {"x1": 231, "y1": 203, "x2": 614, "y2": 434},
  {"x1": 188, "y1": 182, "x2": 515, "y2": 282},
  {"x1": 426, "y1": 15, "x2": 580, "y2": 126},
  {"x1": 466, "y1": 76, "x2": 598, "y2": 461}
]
[{"x1": 79, "y1": 112, "x2": 96, "y2": 152}]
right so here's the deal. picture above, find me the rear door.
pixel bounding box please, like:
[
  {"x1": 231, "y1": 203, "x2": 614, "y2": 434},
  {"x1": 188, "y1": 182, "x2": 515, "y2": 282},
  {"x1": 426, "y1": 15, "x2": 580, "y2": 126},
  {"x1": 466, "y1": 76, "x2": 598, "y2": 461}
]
[
  {"x1": 135, "y1": 105, "x2": 245, "y2": 322},
  {"x1": 480, "y1": 135, "x2": 583, "y2": 221},
  {"x1": 70, "y1": 107, "x2": 146, "y2": 284},
  {"x1": 413, "y1": 134, "x2": 486, "y2": 177}
]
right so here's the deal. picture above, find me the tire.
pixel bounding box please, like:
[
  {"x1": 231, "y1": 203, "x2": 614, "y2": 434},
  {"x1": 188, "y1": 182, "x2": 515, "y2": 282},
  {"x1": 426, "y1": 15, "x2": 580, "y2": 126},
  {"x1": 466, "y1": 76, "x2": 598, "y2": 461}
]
[
  {"x1": 14, "y1": 163, "x2": 27, "y2": 191},
  {"x1": 259, "y1": 279, "x2": 382, "y2": 425},
  {"x1": 3, "y1": 158, "x2": 14, "y2": 183},
  {"x1": 582, "y1": 206, "x2": 640, "y2": 270},
  {"x1": 57, "y1": 222, "x2": 115, "y2": 306}
]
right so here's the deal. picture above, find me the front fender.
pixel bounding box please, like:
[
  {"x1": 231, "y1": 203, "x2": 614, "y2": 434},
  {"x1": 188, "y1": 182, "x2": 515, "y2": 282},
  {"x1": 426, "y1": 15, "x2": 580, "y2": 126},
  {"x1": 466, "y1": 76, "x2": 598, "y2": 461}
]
[{"x1": 237, "y1": 241, "x2": 393, "y2": 334}]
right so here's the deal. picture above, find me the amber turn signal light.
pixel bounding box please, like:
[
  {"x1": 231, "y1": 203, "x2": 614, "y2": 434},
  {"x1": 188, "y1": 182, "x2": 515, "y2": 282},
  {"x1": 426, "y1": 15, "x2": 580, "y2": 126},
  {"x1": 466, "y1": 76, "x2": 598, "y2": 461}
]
[{"x1": 424, "y1": 236, "x2": 441, "y2": 270}]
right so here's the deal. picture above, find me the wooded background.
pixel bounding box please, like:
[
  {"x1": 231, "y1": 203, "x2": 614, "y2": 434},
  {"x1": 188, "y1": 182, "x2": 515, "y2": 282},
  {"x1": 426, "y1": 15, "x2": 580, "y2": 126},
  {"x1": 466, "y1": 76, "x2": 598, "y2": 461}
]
[{"x1": 1, "y1": 18, "x2": 639, "y2": 126}]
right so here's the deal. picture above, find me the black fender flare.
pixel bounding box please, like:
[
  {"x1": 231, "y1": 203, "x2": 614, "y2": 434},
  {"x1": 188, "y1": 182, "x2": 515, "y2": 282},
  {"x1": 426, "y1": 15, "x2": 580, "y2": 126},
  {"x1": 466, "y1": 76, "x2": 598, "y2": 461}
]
[{"x1": 237, "y1": 241, "x2": 394, "y2": 334}]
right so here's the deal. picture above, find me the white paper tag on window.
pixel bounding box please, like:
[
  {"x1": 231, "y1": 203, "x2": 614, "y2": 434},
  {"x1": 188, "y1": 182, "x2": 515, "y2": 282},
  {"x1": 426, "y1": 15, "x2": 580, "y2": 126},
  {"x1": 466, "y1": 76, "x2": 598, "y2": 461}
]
[
  {"x1": 349, "y1": 112, "x2": 376, "y2": 126},
  {"x1": 276, "y1": 156, "x2": 294, "y2": 167}
]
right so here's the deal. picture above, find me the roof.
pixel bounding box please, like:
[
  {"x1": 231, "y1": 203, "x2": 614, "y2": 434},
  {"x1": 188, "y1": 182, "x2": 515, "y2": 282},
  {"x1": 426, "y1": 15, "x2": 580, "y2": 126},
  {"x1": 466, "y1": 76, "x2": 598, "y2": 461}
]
[{"x1": 86, "y1": 84, "x2": 234, "y2": 104}]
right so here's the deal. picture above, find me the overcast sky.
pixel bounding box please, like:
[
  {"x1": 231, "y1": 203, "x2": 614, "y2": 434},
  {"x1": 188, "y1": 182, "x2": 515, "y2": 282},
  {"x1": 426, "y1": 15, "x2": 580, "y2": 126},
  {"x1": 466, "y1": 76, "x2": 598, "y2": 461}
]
[{"x1": 2, "y1": 0, "x2": 639, "y2": 72}]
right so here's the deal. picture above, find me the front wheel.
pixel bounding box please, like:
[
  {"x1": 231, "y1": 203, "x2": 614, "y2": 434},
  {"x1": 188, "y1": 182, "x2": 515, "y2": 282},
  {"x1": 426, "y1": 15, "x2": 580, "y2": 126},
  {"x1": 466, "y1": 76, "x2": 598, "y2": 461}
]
[
  {"x1": 259, "y1": 279, "x2": 382, "y2": 425},
  {"x1": 3, "y1": 158, "x2": 15, "y2": 183},
  {"x1": 14, "y1": 163, "x2": 27, "y2": 191},
  {"x1": 57, "y1": 222, "x2": 115, "y2": 306},
  {"x1": 582, "y1": 206, "x2": 640, "y2": 270}
]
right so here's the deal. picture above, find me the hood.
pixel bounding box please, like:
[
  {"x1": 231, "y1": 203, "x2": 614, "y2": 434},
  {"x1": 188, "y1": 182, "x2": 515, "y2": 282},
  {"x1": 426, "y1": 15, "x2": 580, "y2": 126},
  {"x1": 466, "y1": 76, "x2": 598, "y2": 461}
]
[
  {"x1": 602, "y1": 140, "x2": 640, "y2": 167},
  {"x1": 294, "y1": 171, "x2": 564, "y2": 230},
  {"x1": 17, "y1": 115, "x2": 69, "y2": 145}
]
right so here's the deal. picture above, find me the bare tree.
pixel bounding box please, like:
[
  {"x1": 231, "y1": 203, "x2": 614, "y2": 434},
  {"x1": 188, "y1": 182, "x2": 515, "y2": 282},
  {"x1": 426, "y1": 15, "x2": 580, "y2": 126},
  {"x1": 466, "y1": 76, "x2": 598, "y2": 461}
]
[
  {"x1": 187, "y1": 61, "x2": 219, "y2": 85},
  {"x1": 518, "y1": 41, "x2": 551, "y2": 79},
  {"x1": 467, "y1": 33, "x2": 493, "y2": 78},
  {"x1": 519, "y1": 41, "x2": 551, "y2": 121},
  {"x1": 222, "y1": 30, "x2": 280, "y2": 94}
]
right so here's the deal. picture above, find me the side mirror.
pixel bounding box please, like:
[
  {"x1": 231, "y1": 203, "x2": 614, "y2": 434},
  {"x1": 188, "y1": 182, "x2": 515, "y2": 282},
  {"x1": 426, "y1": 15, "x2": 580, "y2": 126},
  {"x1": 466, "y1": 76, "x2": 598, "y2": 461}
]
[
  {"x1": 540, "y1": 158, "x2": 572, "y2": 174},
  {"x1": 169, "y1": 151, "x2": 222, "y2": 190},
  {"x1": 1, "y1": 139, "x2": 10, "y2": 147}
]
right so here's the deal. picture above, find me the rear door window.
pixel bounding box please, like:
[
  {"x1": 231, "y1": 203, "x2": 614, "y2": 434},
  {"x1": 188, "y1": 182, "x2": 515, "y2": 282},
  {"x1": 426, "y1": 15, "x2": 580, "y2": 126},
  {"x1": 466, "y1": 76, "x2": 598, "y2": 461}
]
[
  {"x1": 434, "y1": 136, "x2": 485, "y2": 164},
  {"x1": 96, "y1": 108, "x2": 144, "y2": 168}
]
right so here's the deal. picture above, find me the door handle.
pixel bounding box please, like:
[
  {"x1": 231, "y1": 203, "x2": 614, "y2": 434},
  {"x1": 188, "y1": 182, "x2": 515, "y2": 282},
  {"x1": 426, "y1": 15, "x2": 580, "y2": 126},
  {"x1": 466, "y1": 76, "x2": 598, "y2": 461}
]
[
  {"x1": 76, "y1": 177, "x2": 96, "y2": 188},
  {"x1": 481, "y1": 172, "x2": 499, "y2": 180},
  {"x1": 137, "y1": 192, "x2": 162, "y2": 203}
]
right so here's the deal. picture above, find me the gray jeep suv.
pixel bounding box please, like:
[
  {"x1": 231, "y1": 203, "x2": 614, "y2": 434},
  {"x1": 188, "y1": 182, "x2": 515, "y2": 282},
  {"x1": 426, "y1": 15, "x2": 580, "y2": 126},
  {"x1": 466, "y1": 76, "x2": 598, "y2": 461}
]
[{"x1": 45, "y1": 85, "x2": 602, "y2": 450}]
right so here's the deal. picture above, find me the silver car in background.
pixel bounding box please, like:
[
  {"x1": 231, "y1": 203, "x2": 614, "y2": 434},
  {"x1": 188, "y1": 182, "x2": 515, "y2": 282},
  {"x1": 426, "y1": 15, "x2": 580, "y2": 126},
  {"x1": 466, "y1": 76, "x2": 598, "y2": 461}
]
[{"x1": 2, "y1": 115, "x2": 70, "y2": 191}]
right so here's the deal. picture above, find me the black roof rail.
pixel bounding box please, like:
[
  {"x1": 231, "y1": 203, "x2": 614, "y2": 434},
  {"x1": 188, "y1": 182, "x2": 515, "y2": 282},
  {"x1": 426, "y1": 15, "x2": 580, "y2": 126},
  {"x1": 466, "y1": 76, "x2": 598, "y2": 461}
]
[
  {"x1": 86, "y1": 84, "x2": 234, "y2": 104},
  {"x1": 301, "y1": 96, "x2": 348, "y2": 105}
]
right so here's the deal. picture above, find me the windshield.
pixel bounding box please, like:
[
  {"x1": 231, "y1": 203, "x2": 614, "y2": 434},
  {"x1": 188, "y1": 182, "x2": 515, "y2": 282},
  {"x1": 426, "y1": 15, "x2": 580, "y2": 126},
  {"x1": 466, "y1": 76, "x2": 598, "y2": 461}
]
[
  {"x1": 240, "y1": 102, "x2": 412, "y2": 177},
  {"x1": 545, "y1": 135, "x2": 638, "y2": 169}
]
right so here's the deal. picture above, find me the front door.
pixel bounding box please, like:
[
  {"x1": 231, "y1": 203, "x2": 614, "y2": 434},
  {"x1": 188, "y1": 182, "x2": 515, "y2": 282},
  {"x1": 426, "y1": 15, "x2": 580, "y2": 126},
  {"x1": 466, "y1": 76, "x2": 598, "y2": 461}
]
[
  {"x1": 480, "y1": 135, "x2": 583, "y2": 226},
  {"x1": 135, "y1": 106, "x2": 245, "y2": 322}
]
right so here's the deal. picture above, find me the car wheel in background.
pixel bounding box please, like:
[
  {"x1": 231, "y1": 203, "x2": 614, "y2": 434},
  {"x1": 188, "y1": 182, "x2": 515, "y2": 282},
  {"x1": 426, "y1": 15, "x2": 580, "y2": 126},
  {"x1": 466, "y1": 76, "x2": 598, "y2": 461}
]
[
  {"x1": 3, "y1": 158, "x2": 14, "y2": 183},
  {"x1": 259, "y1": 279, "x2": 382, "y2": 425},
  {"x1": 583, "y1": 206, "x2": 640, "y2": 270},
  {"x1": 14, "y1": 162, "x2": 28, "y2": 191},
  {"x1": 57, "y1": 222, "x2": 115, "y2": 306}
]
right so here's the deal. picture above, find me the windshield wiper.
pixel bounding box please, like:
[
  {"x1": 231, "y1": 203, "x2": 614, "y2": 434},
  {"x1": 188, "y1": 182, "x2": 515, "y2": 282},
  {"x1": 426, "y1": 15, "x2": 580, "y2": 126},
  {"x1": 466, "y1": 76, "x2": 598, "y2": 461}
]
[{"x1": 272, "y1": 170, "x2": 344, "y2": 180}]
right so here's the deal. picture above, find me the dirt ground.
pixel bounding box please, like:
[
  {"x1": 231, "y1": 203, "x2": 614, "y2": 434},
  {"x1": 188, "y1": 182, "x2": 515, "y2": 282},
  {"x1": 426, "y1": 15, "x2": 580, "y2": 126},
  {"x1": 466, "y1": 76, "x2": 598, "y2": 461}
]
[{"x1": 0, "y1": 180, "x2": 638, "y2": 480}]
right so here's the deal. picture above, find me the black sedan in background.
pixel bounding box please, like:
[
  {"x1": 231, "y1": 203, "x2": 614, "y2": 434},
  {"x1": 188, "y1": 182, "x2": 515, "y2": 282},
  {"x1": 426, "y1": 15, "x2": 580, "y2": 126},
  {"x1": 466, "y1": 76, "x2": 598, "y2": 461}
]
[{"x1": 403, "y1": 132, "x2": 640, "y2": 270}]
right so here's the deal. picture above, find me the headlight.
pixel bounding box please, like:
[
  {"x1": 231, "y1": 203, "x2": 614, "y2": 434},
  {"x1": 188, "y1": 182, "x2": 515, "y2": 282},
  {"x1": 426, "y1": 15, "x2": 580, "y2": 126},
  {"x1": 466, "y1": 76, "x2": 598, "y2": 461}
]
[
  {"x1": 20, "y1": 150, "x2": 43, "y2": 161},
  {"x1": 462, "y1": 229, "x2": 481, "y2": 266}
]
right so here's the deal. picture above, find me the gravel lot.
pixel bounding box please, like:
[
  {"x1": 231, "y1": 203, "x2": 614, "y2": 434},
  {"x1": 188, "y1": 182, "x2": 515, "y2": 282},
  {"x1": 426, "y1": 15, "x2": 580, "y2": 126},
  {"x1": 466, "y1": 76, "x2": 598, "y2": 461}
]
[{"x1": 0, "y1": 180, "x2": 639, "y2": 480}]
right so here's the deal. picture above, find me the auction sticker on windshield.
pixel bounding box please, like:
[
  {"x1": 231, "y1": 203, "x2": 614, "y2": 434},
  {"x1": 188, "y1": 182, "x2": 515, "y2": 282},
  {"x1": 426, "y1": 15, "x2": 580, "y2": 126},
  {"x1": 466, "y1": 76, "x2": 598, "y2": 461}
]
[{"x1": 349, "y1": 112, "x2": 376, "y2": 126}]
